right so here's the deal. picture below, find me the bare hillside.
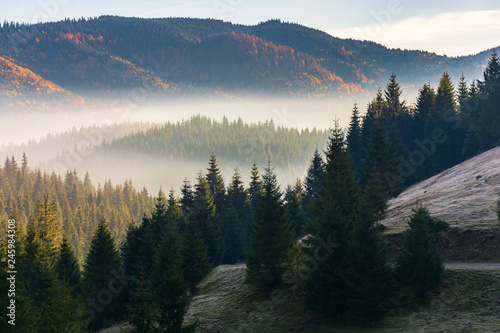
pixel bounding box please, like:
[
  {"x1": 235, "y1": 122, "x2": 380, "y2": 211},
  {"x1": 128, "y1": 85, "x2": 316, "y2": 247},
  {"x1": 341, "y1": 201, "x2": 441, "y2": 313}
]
[
  {"x1": 381, "y1": 147, "x2": 500, "y2": 261},
  {"x1": 382, "y1": 147, "x2": 500, "y2": 234}
]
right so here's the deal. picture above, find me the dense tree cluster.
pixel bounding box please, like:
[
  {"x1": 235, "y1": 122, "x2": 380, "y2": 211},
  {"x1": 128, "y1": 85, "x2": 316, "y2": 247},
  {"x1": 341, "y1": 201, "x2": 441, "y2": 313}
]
[
  {"x1": 0, "y1": 17, "x2": 360, "y2": 96},
  {"x1": 245, "y1": 163, "x2": 292, "y2": 288},
  {"x1": 347, "y1": 51, "x2": 500, "y2": 191},
  {"x1": 0, "y1": 122, "x2": 154, "y2": 168},
  {"x1": 0, "y1": 155, "x2": 154, "y2": 263},
  {"x1": 1, "y1": 17, "x2": 494, "y2": 100},
  {"x1": 1, "y1": 52, "x2": 498, "y2": 330},
  {"x1": 54, "y1": 115, "x2": 328, "y2": 186}
]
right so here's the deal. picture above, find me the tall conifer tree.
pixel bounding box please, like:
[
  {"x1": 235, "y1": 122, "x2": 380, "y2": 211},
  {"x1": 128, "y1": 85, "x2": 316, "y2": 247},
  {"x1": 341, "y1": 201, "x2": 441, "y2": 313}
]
[
  {"x1": 193, "y1": 172, "x2": 222, "y2": 265},
  {"x1": 152, "y1": 225, "x2": 196, "y2": 332},
  {"x1": 384, "y1": 73, "x2": 403, "y2": 127},
  {"x1": 347, "y1": 103, "x2": 363, "y2": 175},
  {"x1": 434, "y1": 72, "x2": 461, "y2": 170},
  {"x1": 23, "y1": 194, "x2": 61, "y2": 302},
  {"x1": 227, "y1": 168, "x2": 251, "y2": 252},
  {"x1": 285, "y1": 180, "x2": 307, "y2": 238},
  {"x1": 82, "y1": 219, "x2": 122, "y2": 330},
  {"x1": 248, "y1": 162, "x2": 262, "y2": 209},
  {"x1": 56, "y1": 235, "x2": 81, "y2": 294},
  {"x1": 479, "y1": 51, "x2": 500, "y2": 148},
  {"x1": 125, "y1": 271, "x2": 155, "y2": 333},
  {"x1": 395, "y1": 207, "x2": 444, "y2": 297},
  {"x1": 343, "y1": 184, "x2": 393, "y2": 318},
  {"x1": 302, "y1": 150, "x2": 324, "y2": 224},
  {"x1": 182, "y1": 220, "x2": 210, "y2": 291},
  {"x1": 180, "y1": 178, "x2": 194, "y2": 223},
  {"x1": 206, "y1": 153, "x2": 226, "y2": 213},
  {"x1": 304, "y1": 120, "x2": 358, "y2": 315},
  {"x1": 361, "y1": 126, "x2": 399, "y2": 197},
  {"x1": 246, "y1": 163, "x2": 292, "y2": 288}
]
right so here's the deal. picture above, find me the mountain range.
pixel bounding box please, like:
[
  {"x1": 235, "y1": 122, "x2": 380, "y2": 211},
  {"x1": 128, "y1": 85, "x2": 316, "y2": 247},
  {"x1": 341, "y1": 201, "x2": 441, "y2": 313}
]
[{"x1": 0, "y1": 16, "x2": 498, "y2": 109}]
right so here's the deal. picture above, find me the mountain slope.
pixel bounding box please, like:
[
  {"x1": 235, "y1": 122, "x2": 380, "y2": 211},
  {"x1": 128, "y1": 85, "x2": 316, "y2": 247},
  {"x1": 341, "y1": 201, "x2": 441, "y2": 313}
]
[
  {"x1": 2, "y1": 35, "x2": 177, "y2": 96},
  {"x1": 147, "y1": 32, "x2": 360, "y2": 95},
  {"x1": 0, "y1": 56, "x2": 84, "y2": 109},
  {"x1": 382, "y1": 147, "x2": 500, "y2": 261},
  {"x1": 0, "y1": 17, "x2": 498, "y2": 106},
  {"x1": 382, "y1": 147, "x2": 500, "y2": 233},
  {"x1": 39, "y1": 116, "x2": 329, "y2": 191},
  {"x1": 248, "y1": 19, "x2": 496, "y2": 92},
  {"x1": 101, "y1": 265, "x2": 500, "y2": 333}
]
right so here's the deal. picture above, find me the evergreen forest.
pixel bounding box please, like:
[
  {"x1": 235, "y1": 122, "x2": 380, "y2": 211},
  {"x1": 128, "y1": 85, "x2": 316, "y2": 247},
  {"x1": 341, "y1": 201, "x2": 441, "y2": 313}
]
[{"x1": 0, "y1": 51, "x2": 499, "y2": 332}]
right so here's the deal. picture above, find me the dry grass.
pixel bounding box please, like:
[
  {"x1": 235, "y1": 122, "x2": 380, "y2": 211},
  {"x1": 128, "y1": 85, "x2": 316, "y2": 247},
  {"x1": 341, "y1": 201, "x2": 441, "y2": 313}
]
[
  {"x1": 382, "y1": 147, "x2": 500, "y2": 234},
  {"x1": 182, "y1": 265, "x2": 500, "y2": 332}
]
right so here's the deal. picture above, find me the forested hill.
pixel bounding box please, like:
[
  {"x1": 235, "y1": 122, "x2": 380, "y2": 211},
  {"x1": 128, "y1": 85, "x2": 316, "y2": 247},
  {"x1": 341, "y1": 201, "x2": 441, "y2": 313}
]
[
  {"x1": 39, "y1": 116, "x2": 329, "y2": 191},
  {"x1": 0, "y1": 16, "x2": 498, "y2": 108},
  {"x1": 0, "y1": 56, "x2": 84, "y2": 109},
  {"x1": 0, "y1": 156, "x2": 155, "y2": 263}
]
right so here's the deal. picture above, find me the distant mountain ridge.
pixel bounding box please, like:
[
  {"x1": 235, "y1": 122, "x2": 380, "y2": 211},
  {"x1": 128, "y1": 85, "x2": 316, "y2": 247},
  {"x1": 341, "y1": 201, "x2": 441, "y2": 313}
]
[
  {"x1": 0, "y1": 56, "x2": 84, "y2": 109},
  {"x1": 0, "y1": 16, "x2": 498, "y2": 109}
]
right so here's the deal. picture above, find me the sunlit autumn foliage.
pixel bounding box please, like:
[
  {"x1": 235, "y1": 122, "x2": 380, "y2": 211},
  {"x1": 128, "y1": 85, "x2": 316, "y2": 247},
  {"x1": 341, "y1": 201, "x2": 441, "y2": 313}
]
[
  {"x1": 0, "y1": 56, "x2": 86, "y2": 110},
  {"x1": 0, "y1": 16, "x2": 489, "y2": 103}
]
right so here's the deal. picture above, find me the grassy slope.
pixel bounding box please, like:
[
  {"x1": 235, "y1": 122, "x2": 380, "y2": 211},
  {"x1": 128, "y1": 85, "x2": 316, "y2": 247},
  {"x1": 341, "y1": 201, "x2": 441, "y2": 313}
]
[
  {"x1": 98, "y1": 265, "x2": 500, "y2": 332},
  {"x1": 182, "y1": 265, "x2": 500, "y2": 333},
  {"x1": 382, "y1": 147, "x2": 500, "y2": 234}
]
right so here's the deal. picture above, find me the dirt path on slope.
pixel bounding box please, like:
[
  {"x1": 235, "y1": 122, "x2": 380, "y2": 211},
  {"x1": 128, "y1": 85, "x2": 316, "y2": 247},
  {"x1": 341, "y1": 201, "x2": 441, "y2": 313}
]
[{"x1": 445, "y1": 262, "x2": 500, "y2": 269}]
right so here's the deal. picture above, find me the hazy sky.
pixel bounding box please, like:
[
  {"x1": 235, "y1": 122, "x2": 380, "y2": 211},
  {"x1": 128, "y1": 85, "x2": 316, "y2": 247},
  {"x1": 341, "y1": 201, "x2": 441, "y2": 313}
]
[{"x1": 2, "y1": 0, "x2": 499, "y2": 56}]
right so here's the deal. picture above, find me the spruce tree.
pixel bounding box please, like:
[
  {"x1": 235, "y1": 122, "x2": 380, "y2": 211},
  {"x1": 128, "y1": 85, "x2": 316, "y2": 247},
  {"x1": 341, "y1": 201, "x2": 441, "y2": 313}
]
[
  {"x1": 414, "y1": 83, "x2": 437, "y2": 180},
  {"x1": 384, "y1": 73, "x2": 403, "y2": 127},
  {"x1": 180, "y1": 178, "x2": 194, "y2": 223},
  {"x1": 152, "y1": 225, "x2": 195, "y2": 332},
  {"x1": 361, "y1": 125, "x2": 399, "y2": 198},
  {"x1": 362, "y1": 170, "x2": 389, "y2": 222},
  {"x1": 347, "y1": 103, "x2": 363, "y2": 175},
  {"x1": 82, "y1": 219, "x2": 122, "y2": 330},
  {"x1": 359, "y1": 91, "x2": 384, "y2": 166},
  {"x1": 125, "y1": 271, "x2": 155, "y2": 333},
  {"x1": 285, "y1": 180, "x2": 307, "y2": 238},
  {"x1": 39, "y1": 280, "x2": 87, "y2": 333},
  {"x1": 304, "y1": 119, "x2": 358, "y2": 316},
  {"x1": 248, "y1": 162, "x2": 262, "y2": 209},
  {"x1": 457, "y1": 74, "x2": 469, "y2": 115},
  {"x1": 182, "y1": 221, "x2": 210, "y2": 291},
  {"x1": 150, "y1": 189, "x2": 169, "y2": 245},
  {"x1": 466, "y1": 81, "x2": 481, "y2": 129},
  {"x1": 22, "y1": 194, "x2": 61, "y2": 303},
  {"x1": 246, "y1": 163, "x2": 292, "y2": 288},
  {"x1": 136, "y1": 226, "x2": 156, "y2": 280},
  {"x1": 462, "y1": 127, "x2": 482, "y2": 160},
  {"x1": 227, "y1": 168, "x2": 251, "y2": 252},
  {"x1": 121, "y1": 223, "x2": 141, "y2": 304},
  {"x1": 302, "y1": 150, "x2": 324, "y2": 224},
  {"x1": 435, "y1": 72, "x2": 457, "y2": 120},
  {"x1": 433, "y1": 72, "x2": 462, "y2": 170},
  {"x1": 192, "y1": 172, "x2": 222, "y2": 265},
  {"x1": 395, "y1": 207, "x2": 444, "y2": 298},
  {"x1": 415, "y1": 83, "x2": 436, "y2": 132},
  {"x1": 386, "y1": 124, "x2": 408, "y2": 192},
  {"x1": 479, "y1": 50, "x2": 500, "y2": 149},
  {"x1": 343, "y1": 191, "x2": 392, "y2": 318},
  {"x1": 56, "y1": 235, "x2": 81, "y2": 294},
  {"x1": 166, "y1": 189, "x2": 183, "y2": 230},
  {"x1": 206, "y1": 153, "x2": 226, "y2": 213},
  {"x1": 221, "y1": 202, "x2": 245, "y2": 264}
]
